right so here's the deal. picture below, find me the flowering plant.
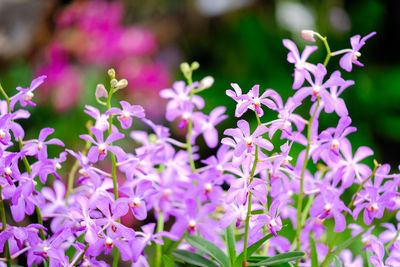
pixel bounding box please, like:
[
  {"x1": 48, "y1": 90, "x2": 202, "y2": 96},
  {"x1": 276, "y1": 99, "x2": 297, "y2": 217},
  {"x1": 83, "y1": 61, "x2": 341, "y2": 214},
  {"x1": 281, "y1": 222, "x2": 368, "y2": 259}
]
[{"x1": 1, "y1": 29, "x2": 398, "y2": 267}]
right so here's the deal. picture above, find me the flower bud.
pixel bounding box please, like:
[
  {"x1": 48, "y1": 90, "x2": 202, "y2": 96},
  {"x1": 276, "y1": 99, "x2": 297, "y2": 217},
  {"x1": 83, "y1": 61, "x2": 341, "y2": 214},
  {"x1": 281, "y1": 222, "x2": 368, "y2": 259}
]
[
  {"x1": 110, "y1": 79, "x2": 118, "y2": 88},
  {"x1": 95, "y1": 84, "x2": 108, "y2": 99},
  {"x1": 108, "y1": 68, "x2": 116, "y2": 79},
  {"x1": 191, "y1": 61, "x2": 200, "y2": 71},
  {"x1": 199, "y1": 76, "x2": 214, "y2": 89},
  {"x1": 300, "y1": 30, "x2": 316, "y2": 42},
  {"x1": 180, "y1": 62, "x2": 191, "y2": 76},
  {"x1": 115, "y1": 79, "x2": 128, "y2": 90}
]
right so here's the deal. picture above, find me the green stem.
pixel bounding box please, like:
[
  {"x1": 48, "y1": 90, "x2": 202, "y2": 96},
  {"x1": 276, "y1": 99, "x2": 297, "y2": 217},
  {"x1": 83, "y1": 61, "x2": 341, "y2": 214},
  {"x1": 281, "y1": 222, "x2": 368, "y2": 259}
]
[
  {"x1": 186, "y1": 75, "x2": 196, "y2": 172},
  {"x1": 0, "y1": 83, "x2": 11, "y2": 114},
  {"x1": 386, "y1": 227, "x2": 400, "y2": 250},
  {"x1": 155, "y1": 211, "x2": 165, "y2": 267},
  {"x1": 242, "y1": 145, "x2": 259, "y2": 265},
  {"x1": 65, "y1": 140, "x2": 91, "y2": 204},
  {"x1": 314, "y1": 33, "x2": 332, "y2": 67},
  {"x1": 106, "y1": 84, "x2": 121, "y2": 266},
  {"x1": 295, "y1": 98, "x2": 320, "y2": 266}
]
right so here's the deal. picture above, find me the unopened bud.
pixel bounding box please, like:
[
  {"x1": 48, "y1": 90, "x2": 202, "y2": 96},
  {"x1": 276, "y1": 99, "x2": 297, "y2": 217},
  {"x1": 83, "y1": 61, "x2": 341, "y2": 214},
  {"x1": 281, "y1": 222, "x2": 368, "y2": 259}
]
[
  {"x1": 110, "y1": 79, "x2": 118, "y2": 88},
  {"x1": 180, "y1": 62, "x2": 191, "y2": 76},
  {"x1": 115, "y1": 79, "x2": 128, "y2": 90},
  {"x1": 199, "y1": 76, "x2": 214, "y2": 89},
  {"x1": 95, "y1": 84, "x2": 108, "y2": 105},
  {"x1": 300, "y1": 30, "x2": 316, "y2": 42},
  {"x1": 108, "y1": 68, "x2": 116, "y2": 79},
  {"x1": 191, "y1": 61, "x2": 200, "y2": 71}
]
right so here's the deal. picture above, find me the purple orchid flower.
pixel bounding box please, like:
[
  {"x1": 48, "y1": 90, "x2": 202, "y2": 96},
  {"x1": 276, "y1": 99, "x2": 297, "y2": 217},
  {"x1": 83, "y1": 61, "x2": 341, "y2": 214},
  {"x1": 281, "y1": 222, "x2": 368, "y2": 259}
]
[
  {"x1": 252, "y1": 199, "x2": 283, "y2": 237},
  {"x1": 106, "y1": 100, "x2": 145, "y2": 129},
  {"x1": 80, "y1": 127, "x2": 125, "y2": 162},
  {"x1": 222, "y1": 120, "x2": 272, "y2": 157},
  {"x1": 193, "y1": 106, "x2": 227, "y2": 148},
  {"x1": 10, "y1": 75, "x2": 47, "y2": 110},
  {"x1": 84, "y1": 105, "x2": 109, "y2": 131},
  {"x1": 233, "y1": 85, "x2": 277, "y2": 117},
  {"x1": 293, "y1": 64, "x2": 345, "y2": 104},
  {"x1": 339, "y1": 32, "x2": 376, "y2": 72},
  {"x1": 282, "y1": 39, "x2": 318, "y2": 89},
  {"x1": 131, "y1": 223, "x2": 178, "y2": 262},
  {"x1": 22, "y1": 128, "x2": 64, "y2": 161},
  {"x1": 309, "y1": 185, "x2": 350, "y2": 232}
]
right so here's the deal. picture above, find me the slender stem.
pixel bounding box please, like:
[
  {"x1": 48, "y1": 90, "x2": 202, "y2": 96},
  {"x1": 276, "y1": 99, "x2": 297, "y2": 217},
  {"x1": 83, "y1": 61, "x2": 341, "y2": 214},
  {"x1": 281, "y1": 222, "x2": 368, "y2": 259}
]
[
  {"x1": 186, "y1": 74, "x2": 196, "y2": 172},
  {"x1": 155, "y1": 211, "x2": 165, "y2": 267},
  {"x1": 65, "y1": 141, "x2": 91, "y2": 204},
  {"x1": 242, "y1": 145, "x2": 259, "y2": 265},
  {"x1": 0, "y1": 83, "x2": 11, "y2": 114},
  {"x1": 386, "y1": 227, "x2": 400, "y2": 250},
  {"x1": 106, "y1": 84, "x2": 120, "y2": 267},
  {"x1": 295, "y1": 98, "x2": 320, "y2": 266},
  {"x1": 65, "y1": 161, "x2": 80, "y2": 204},
  {"x1": 314, "y1": 33, "x2": 332, "y2": 67},
  {"x1": 70, "y1": 243, "x2": 89, "y2": 267}
]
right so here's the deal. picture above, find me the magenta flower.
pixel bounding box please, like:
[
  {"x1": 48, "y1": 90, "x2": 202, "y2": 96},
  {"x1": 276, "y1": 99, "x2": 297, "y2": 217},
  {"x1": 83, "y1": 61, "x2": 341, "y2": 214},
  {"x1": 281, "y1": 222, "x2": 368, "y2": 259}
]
[
  {"x1": 80, "y1": 127, "x2": 125, "y2": 162},
  {"x1": 339, "y1": 32, "x2": 376, "y2": 72},
  {"x1": 106, "y1": 100, "x2": 145, "y2": 129},
  {"x1": 309, "y1": 185, "x2": 350, "y2": 232},
  {"x1": 293, "y1": 64, "x2": 345, "y2": 104},
  {"x1": 10, "y1": 75, "x2": 47, "y2": 110},
  {"x1": 282, "y1": 39, "x2": 318, "y2": 89},
  {"x1": 252, "y1": 199, "x2": 283, "y2": 237},
  {"x1": 222, "y1": 120, "x2": 271, "y2": 157},
  {"x1": 22, "y1": 128, "x2": 64, "y2": 161},
  {"x1": 233, "y1": 84, "x2": 276, "y2": 117},
  {"x1": 193, "y1": 106, "x2": 227, "y2": 148}
]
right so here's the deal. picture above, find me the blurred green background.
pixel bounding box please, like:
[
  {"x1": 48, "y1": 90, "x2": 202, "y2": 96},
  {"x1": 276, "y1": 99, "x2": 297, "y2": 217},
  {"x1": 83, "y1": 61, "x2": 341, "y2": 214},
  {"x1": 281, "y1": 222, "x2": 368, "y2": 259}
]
[{"x1": 0, "y1": 0, "x2": 399, "y2": 171}]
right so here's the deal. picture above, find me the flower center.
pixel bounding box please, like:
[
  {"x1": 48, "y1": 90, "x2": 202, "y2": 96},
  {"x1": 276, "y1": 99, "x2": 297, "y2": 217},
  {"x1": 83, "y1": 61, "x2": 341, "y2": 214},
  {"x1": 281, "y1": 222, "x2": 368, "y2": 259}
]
[
  {"x1": 118, "y1": 111, "x2": 131, "y2": 121},
  {"x1": 330, "y1": 139, "x2": 340, "y2": 150},
  {"x1": 312, "y1": 86, "x2": 320, "y2": 97},
  {"x1": 204, "y1": 183, "x2": 213, "y2": 194},
  {"x1": 245, "y1": 137, "x2": 253, "y2": 148},
  {"x1": 98, "y1": 144, "x2": 107, "y2": 154},
  {"x1": 0, "y1": 129, "x2": 5, "y2": 139},
  {"x1": 23, "y1": 91, "x2": 34, "y2": 101},
  {"x1": 4, "y1": 167, "x2": 12, "y2": 176},
  {"x1": 131, "y1": 197, "x2": 141, "y2": 208},
  {"x1": 188, "y1": 220, "x2": 197, "y2": 231},
  {"x1": 105, "y1": 237, "x2": 114, "y2": 248},
  {"x1": 37, "y1": 142, "x2": 43, "y2": 151},
  {"x1": 367, "y1": 203, "x2": 379, "y2": 212},
  {"x1": 323, "y1": 203, "x2": 332, "y2": 211},
  {"x1": 352, "y1": 51, "x2": 361, "y2": 61}
]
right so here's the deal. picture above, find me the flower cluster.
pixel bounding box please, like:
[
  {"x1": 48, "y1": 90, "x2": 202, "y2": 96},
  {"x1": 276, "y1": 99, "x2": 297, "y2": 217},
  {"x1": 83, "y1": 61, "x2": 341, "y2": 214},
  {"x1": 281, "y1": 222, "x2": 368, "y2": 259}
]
[
  {"x1": 35, "y1": 0, "x2": 170, "y2": 113},
  {"x1": 1, "y1": 29, "x2": 399, "y2": 267}
]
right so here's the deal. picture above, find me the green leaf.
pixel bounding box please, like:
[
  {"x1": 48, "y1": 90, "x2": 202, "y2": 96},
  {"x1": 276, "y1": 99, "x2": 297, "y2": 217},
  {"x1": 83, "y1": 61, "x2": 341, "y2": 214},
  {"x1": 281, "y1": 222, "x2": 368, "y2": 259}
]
[
  {"x1": 234, "y1": 234, "x2": 273, "y2": 267},
  {"x1": 249, "y1": 252, "x2": 305, "y2": 266},
  {"x1": 309, "y1": 236, "x2": 318, "y2": 267},
  {"x1": 324, "y1": 227, "x2": 368, "y2": 266},
  {"x1": 172, "y1": 250, "x2": 219, "y2": 267},
  {"x1": 225, "y1": 225, "x2": 237, "y2": 266},
  {"x1": 333, "y1": 256, "x2": 342, "y2": 267},
  {"x1": 162, "y1": 255, "x2": 175, "y2": 267},
  {"x1": 248, "y1": 256, "x2": 269, "y2": 262},
  {"x1": 186, "y1": 235, "x2": 230, "y2": 267}
]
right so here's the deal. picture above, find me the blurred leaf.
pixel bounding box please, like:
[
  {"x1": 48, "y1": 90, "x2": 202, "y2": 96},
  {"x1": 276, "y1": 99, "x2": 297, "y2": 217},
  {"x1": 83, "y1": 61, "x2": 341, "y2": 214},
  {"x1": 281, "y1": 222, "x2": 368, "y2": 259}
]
[
  {"x1": 234, "y1": 234, "x2": 273, "y2": 267},
  {"x1": 225, "y1": 225, "x2": 236, "y2": 265},
  {"x1": 172, "y1": 250, "x2": 219, "y2": 267},
  {"x1": 248, "y1": 252, "x2": 305, "y2": 266},
  {"x1": 186, "y1": 235, "x2": 229, "y2": 267}
]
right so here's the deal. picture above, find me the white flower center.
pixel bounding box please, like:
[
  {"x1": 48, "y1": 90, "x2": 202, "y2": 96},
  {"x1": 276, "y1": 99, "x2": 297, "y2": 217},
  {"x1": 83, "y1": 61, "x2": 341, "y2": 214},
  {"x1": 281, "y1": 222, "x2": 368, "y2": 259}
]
[
  {"x1": 23, "y1": 91, "x2": 34, "y2": 101},
  {"x1": 98, "y1": 143, "x2": 107, "y2": 154}
]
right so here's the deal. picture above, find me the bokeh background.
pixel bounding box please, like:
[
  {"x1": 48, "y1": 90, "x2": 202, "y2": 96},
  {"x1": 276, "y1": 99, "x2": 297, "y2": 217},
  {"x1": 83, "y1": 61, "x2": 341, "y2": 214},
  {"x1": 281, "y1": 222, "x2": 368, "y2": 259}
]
[{"x1": 0, "y1": 0, "x2": 399, "y2": 172}]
